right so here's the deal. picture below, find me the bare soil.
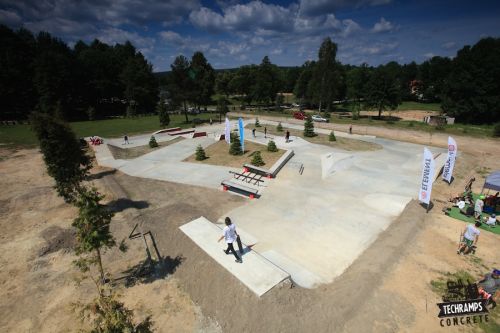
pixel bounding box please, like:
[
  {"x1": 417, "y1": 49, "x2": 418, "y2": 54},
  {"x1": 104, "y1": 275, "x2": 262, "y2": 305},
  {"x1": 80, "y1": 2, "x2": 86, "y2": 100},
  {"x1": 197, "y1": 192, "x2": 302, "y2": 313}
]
[
  {"x1": 1, "y1": 121, "x2": 499, "y2": 332},
  {"x1": 107, "y1": 137, "x2": 184, "y2": 159},
  {"x1": 183, "y1": 140, "x2": 285, "y2": 168}
]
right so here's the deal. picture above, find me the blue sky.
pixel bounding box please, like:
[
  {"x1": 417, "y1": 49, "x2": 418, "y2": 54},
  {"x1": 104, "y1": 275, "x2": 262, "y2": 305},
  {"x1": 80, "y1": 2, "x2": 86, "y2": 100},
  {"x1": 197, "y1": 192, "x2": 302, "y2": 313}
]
[{"x1": 1, "y1": 0, "x2": 499, "y2": 71}]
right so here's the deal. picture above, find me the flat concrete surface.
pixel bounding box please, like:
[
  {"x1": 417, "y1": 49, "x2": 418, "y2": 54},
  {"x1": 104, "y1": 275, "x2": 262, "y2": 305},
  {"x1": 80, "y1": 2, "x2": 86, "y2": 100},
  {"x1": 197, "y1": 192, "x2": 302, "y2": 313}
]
[{"x1": 179, "y1": 217, "x2": 290, "y2": 297}]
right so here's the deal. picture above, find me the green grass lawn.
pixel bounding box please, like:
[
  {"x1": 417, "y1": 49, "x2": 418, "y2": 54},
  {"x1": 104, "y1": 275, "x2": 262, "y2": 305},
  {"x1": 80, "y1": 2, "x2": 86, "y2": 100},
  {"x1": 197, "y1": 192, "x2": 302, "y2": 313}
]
[
  {"x1": 396, "y1": 101, "x2": 442, "y2": 111},
  {"x1": 0, "y1": 113, "x2": 217, "y2": 148}
]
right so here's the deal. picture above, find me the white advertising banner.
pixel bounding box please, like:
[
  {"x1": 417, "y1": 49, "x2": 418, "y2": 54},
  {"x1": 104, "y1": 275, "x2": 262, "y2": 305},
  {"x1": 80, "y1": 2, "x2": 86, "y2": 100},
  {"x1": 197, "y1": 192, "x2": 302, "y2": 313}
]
[
  {"x1": 225, "y1": 117, "x2": 231, "y2": 144},
  {"x1": 442, "y1": 136, "x2": 457, "y2": 183},
  {"x1": 419, "y1": 147, "x2": 435, "y2": 205}
]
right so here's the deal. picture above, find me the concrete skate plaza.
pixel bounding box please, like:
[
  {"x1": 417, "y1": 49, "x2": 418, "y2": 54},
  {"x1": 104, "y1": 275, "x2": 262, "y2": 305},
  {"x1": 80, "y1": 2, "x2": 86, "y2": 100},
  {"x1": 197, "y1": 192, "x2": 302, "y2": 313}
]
[{"x1": 94, "y1": 120, "x2": 445, "y2": 289}]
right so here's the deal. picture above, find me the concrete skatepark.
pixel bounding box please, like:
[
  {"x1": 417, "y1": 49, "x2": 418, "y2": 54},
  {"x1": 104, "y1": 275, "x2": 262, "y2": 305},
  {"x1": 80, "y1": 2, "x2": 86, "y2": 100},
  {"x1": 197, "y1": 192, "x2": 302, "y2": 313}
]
[{"x1": 93, "y1": 119, "x2": 446, "y2": 295}]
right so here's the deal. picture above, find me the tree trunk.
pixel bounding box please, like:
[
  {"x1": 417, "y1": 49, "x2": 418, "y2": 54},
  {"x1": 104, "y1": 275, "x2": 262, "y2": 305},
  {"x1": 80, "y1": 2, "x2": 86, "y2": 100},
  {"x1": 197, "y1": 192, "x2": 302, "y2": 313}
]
[
  {"x1": 96, "y1": 248, "x2": 105, "y2": 284},
  {"x1": 183, "y1": 101, "x2": 188, "y2": 123},
  {"x1": 378, "y1": 105, "x2": 382, "y2": 118}
]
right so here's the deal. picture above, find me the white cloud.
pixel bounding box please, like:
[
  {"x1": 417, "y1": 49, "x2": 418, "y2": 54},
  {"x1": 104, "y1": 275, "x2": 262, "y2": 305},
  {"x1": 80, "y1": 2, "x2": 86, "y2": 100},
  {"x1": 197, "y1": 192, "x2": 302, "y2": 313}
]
[
  {"x1": 271, "y1": 48, "x2": 283, "y2": 55},
  {"x1": 0, "y1": 9, "x2": 22, "y2": 26},
  {"x1": 299, "y1": 0, "x2": 392, "y2": 16},
  {"x1": 158, "y1": 30, "x2": 183, "y2": 44},
  {"x1": 371, "y1": 17, "x2": 394, "y2": 33},
  {"x1": 96, "y1": 27, "x2": 155, "y2": 50},
  {"x1": 441, "y1": 41, "x2": 456, "y2": 49},
  {"x1": 424, "y1": 52, "x2": 435, "y2": 58},
  {"x1": 359, "y1": 42, "x2": 398, "y2": 55}
]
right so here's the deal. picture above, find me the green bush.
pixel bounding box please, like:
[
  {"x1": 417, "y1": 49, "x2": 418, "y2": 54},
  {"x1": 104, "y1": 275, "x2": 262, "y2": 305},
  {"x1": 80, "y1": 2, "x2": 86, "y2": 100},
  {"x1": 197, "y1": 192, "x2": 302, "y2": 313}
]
[
  {"x1": 277, "y1": 122, "x2": 283, "y2": 132},
  {"x1": 251, "y1": 151, "x2": 265, "y2": 166},
  {"x1": 493, "y1": 123, "x2": 500, "y2": 137},
  {"x1": 195, "y1": 144, "x2": 207, "y2": 160},
  {"x1": 329, "y1": 131, "x2": 336, "y2": 142},
  {"x1": 255, "y1": 117, "x2": 261, "y2": 127},
  {"x1": 267, "y1": 140, "x2": 278, "y2": 152},
  {"x1": 229, "y1": 136, "x2": 243, "y2": 155},
  {"x1": 149, "y1": 135, "x2": 158, "y2": 148},
  {"x1": 435, "y1": 124, "x2": 446, "y2": 131},
  {"x1": 304, "y1": 115, "x2": 316, "y2": 137}
]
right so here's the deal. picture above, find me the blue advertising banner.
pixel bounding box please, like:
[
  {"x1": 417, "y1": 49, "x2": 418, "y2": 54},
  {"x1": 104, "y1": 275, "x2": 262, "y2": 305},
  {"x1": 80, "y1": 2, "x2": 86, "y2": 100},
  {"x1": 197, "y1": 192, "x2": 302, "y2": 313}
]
[{"x1": 238, "y1": 117, "x2": 244, "y2": 152}]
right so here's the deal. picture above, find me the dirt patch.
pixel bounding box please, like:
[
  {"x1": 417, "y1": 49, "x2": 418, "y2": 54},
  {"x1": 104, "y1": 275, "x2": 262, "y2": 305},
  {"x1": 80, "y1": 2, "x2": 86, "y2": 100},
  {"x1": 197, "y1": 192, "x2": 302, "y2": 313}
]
[
  {"x1": 107, "y1": 137, "x2": 183, "y2": 159},
  {"x1": 38, "y1": 226, "x2": 76, "y2": 257},
  {"x1": 183, "y1": 140, "x2": 286, "y2": 168},
  {"x1": 264, "y1": 125, "x2": 382, "y2": 151}
]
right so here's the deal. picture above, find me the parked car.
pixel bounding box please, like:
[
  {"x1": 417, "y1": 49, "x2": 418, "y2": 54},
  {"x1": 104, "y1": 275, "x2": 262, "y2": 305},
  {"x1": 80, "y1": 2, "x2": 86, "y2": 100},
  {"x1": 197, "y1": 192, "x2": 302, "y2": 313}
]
[
  {"x1": 312, "y1": 115, "x2": 328, "y2": 122},
  {"x1": 293, "y1": 111, "x2": 306, "y2": 120}
]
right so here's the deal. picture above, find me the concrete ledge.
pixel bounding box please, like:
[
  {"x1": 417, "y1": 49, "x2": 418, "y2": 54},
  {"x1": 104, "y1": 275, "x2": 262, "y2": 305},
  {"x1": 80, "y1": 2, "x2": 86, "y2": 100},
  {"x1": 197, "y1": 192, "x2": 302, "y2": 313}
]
[
  {"x1": 243, "y1": 149, "x2": 294, "y2": 179},
  {"x1": 152, "y1": 127, "x2": 181, "y2": 135},
  {"x1": 179, "y1": 217, "x2": 290, "y2": 297}
]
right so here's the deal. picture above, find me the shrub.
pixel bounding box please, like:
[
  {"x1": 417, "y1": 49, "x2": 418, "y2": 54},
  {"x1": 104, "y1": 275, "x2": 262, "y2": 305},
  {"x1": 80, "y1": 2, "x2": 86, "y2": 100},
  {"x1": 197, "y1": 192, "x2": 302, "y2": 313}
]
[
  {"x1": 149, "y1": 136, "x2": 158, "y2": 148},
  {"x1": 303, "y1": 115, "x2": 316, "y2": 137},
  {"x1": 493, "y1": 123, "x2": 500, "y2": 137},
  {"x1": 435, "y1": 124, "x2": 446, "y2": 131},
  {"x1": 251, "y1": 151, "x2": 265, "y2": 166},
  {"x1": 229, "y1": 136, "x2": 243, "y2": 155},
  {"x1": 157, "y1": 98, "x2": 170, "y2": 127},
  {"x1": 277, "y1": 122, "x2": 283, "y2": 132},
  {"x1": 195, "y1": 144, "x2": 207, "y2": 160},
  {"x1": 255, "y1": 118, "x2": 261, "y2": 127},
  {"x1": 267, "y1": 140, "x2": 278, "y2": 152},
  {"x1": 329, "y1": 131, "x2": 336, "y2": 142}
]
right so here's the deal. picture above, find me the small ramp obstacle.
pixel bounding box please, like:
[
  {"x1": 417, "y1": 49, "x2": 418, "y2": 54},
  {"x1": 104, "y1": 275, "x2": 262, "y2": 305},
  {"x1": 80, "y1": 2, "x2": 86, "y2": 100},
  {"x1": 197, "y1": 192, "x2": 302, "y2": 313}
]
[
  {"x1": 243, "y1": 149, "x2": 294, "y2": 179},
  {"x1": 179, "y1": 217, "x2": 290, "y2": 297}
]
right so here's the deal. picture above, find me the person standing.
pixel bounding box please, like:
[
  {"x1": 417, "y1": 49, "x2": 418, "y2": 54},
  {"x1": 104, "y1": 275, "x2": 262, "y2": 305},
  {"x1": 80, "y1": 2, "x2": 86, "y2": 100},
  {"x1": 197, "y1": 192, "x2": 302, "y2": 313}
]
[
  {"x1": 349, "y1": 124, "x2": 352, "y2": 134},
  {"x1": 285, "y1": 130, "x2": 290, "y2": 143},
  {"x1": 218, "y1": 217, "x2": 242, "y2": 263},
  {"x1": 264, "y1": 126, "x2": 267, "y2": 138},
  {"x1": 123, "y1": 134, "x2": 129, "y2": 145},
  {"x1": 475, "y1": 195, "x2": 485, "y2": 219},
  {"x1": 252, "y1": 128, "x2": 256, "y2": 138},
  {"x1": 457, "y1": 221, "x2": 481, "y2": 255},
  {"x1": 210, "y1": 118, "x2": 213, "y2": 125}
]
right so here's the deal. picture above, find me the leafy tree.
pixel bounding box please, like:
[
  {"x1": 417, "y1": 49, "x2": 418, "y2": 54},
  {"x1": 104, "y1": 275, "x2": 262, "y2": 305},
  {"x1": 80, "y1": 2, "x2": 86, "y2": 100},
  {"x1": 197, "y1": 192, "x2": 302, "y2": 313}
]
[
  {"x1": 277, "y1": 122, "x2": 283, "y2": 132},
  {"x1": 329, "y1": 131, "x2": 337, "y2": 141},
  {"x1": 72, "y1": 187, "x2": 115, "y2": 284},
  {"x1": 229, "y1": 135, "x2": 243, "y2": 155},
  {"x1": 190, "y1": 51, "x2": 215, "y2": 109},
  {"x1": 121, "y1": 53, "x2": 158, "y2": 114},
  {"x1": 195, "y1": 144, "x2": 207, "y2": 160},
  {"x1": 275, "y1": 93, "x2": 284, "y2": 110},
  {"x1": 493, "y1": 123, "x2": 500, "y2": 137},
  {"x1": 255, "y1": 117, "x2": 261, "y2": 127},
  {"x1": 442, "y1": 38, "x2": 500, "y2": 123},
  {"x1": 215, "y1": 71, "x2": 234, "y2": 97},
  {"x1": 251, "y1": 151, "x2": 265, "y2": 166},
  {"x1": 169, "y1": 55, "x2": 193, "y2": 123},
  {"x1": 149, "y1": 136, "x2": 158, "y2": 148},
  {"x1": 294, "y1": 61, "x2": 315, "y2": 105},
  {"x1": 126, "y1": 104, "x2": 136, "y2": 118},
  {"x1": 346, "y1": 63, "x2": 371, "y2": 116},
  {"x1": 365, "y1": 65, "x2": 402, "y2": 118},
  {"x1": 86, "y1": 106, "x2": 96, "y2": 121},
  {"x1": 157, "y1": 97, "x2": 170, "y2": 127},
  {"x1": 31, "y1": 112, "x2": 92, "y2": 202},
  {"x1": 230, "y1": 65, "x2": 258, "y2": 105},
  {"x1": 252, "y1": 56, "x2": 280, "y2": 106},
  {"x1": 217, "y1": 96, "x2": 229, "y2": 123},
  {"x1": 267, "y1": 140, "x2": 278, "y2": 152},
  {"x1": 304, "y1": 115, "x2": 316, "y2": 137}
]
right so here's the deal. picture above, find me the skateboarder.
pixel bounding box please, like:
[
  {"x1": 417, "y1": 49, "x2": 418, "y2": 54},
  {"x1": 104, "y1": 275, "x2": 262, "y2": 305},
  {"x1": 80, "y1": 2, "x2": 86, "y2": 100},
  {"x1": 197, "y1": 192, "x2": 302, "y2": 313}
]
[
  {"x1": 264, "y1": 126, "x2": 267, "y2": 138},
  {"x1": 218, "y1": 217, "x2": 242, "y2": 263},
  {"x1": 123, "y1": 134, "x2": 129, "y2": 145},
  {"x1": 285, "y1": 130, "x2": 290, "y2": 143},
  {"x1": 457, "y1": 221, "x2": 481, "y2": 255},
  {"x1": 252, "y1": 128, "x2": 256, "y2": 137}
]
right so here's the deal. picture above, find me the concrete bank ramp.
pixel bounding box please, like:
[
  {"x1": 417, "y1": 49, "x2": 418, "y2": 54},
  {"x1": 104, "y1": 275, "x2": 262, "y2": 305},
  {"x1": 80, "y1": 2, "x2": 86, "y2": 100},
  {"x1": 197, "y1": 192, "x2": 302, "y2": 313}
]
[{"x1": 179, "y1": 217, "x2": 290, "y2": 297}]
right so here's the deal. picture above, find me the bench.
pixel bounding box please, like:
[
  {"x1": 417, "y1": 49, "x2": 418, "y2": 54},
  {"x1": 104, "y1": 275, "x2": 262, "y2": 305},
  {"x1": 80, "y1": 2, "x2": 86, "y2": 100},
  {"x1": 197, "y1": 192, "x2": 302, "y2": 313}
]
[
  {"x1": 192, "y1": 131, "x2": 207, "y2": 138},
  {"x1": 221, "y1": 180, "x2": 259, "y2": 199},
  {"x1": 243, "y1": 149, "x2": 294, "y2": 178}
]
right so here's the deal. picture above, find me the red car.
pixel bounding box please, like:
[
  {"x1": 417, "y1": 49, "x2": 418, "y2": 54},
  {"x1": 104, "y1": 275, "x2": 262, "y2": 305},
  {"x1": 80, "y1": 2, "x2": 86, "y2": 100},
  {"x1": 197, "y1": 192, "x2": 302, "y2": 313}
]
[{"x1": 293, "y1": 111, "x2": 306, "y2": 120}]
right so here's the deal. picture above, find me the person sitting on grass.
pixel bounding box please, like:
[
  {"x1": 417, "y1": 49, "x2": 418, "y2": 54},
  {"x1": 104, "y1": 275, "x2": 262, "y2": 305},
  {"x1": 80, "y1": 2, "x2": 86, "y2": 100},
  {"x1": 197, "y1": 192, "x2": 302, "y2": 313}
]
[
  {"x1": 484, "y1": 214, "x2": 497, "y2": 227},
  {"x1": 457, "y1": 221, "x2": 481, "y2": 255}
]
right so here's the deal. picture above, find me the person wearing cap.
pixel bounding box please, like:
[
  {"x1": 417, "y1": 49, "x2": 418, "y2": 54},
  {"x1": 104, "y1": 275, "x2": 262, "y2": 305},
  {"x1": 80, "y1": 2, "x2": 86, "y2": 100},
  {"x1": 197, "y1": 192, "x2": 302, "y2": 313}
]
[
  {"x1": 485, "y1": 214, "x2": 498, "y2": 227},
  {"x1": 474, "y1": 195, "x2": 485, "y2": 219},
  {"x1": 477, "y1": 269, "x2": 500, "y2": 308}
]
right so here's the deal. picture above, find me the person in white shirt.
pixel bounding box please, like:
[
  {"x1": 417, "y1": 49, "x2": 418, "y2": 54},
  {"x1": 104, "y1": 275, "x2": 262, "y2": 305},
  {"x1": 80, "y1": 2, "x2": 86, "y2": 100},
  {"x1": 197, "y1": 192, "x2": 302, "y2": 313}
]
[
  {"x1": 485, "y1": 214, "x2": 497, "y2": 227},
  {"x1": 458, "y1": 221, "x2": 481, "y2": 255},
  {"x1": 475, "y1": 195, "x2": 485, "y2": 219},
  {"x1": 218, "y1": 217, "x2": 242, "y2": 263}
]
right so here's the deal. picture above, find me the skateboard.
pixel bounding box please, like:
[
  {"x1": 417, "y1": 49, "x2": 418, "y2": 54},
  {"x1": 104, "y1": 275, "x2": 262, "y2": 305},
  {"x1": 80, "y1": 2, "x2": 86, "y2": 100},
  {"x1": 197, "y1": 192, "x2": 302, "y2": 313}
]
[{"x1": 236, "y1": 235, "x2": 244, "y2": 255}]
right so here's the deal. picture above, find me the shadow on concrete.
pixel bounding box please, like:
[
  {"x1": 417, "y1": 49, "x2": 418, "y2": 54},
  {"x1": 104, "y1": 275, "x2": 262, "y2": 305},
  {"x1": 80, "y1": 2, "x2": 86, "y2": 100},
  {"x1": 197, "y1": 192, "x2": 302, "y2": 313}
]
[
  {"x1": 108, "y1": 198, "x2": 149, "y2": 212},
  {"x1": 88, "y1": 169, "x2": 117, "y2": 180}
]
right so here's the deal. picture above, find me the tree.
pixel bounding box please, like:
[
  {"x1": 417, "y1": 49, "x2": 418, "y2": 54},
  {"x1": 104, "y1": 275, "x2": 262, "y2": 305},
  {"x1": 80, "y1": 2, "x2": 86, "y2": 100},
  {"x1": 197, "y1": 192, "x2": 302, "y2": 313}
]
[
  {"x1": 251, "y1": 151, "x2": 265, "y2": 166},
  {"x1": 229, "y1": 135, "x2": 243, "y2": 155},
  {"x1": 169, "y1": 55, "x2": 193, "y2": 123},
  {"x1": 121, "y1": 53, "x2": 158, "y2": 115},
  {"x1": 31, "y1": 112, "x2": 92, "y2": 202},
  {"x1": 217, "y1": 96, "x2": 229, "y2": 123},
  {"x1": 275, "y1": 93, "x2": 284, "y2": 111},
  {"x1": 329, "y1": 130, "x2": 336, "y2": 141},
  {"x1": 346, "y1": 63, "x2": 371, "y2": 117},
  {"x1": 442, "y1": 38, "x2": 500, "y2": 123},
  {"x1": 364, "y1": 65, "x2": 402, "y2": 118},
  {"x1": 195, "y1": 144, "x2": 207, "y2": 160},
  {"x1": 72, "y1": 187, "x2": 115, "y2": 284},
  {"x1": 157, "y1": 97, "x2": 170, "y2": 127},
  {"x1": 294, "y1": 61, "x2": 315, "y2": 105},
  {"x1": 149, "y1": 136, "x2": 158, "y2": 148},
  {"x1": 252, "y1": 56, "x2": 280, "y2": 106},
  {"x1": 190, "y1": 51, "x2": 215, "y2": 109},
  {"x1": 267, "y1": 140, "x2": 278, "y2": 152},
  {"x1": 277, "y1": 122, "x2": 283, "y2": 132},
  {"x1": 215, "y1": 71, "x2": 234, "y2": 98},
  {"x1": 304, "y1": 115, "x2": 316, "y2": 137}
]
